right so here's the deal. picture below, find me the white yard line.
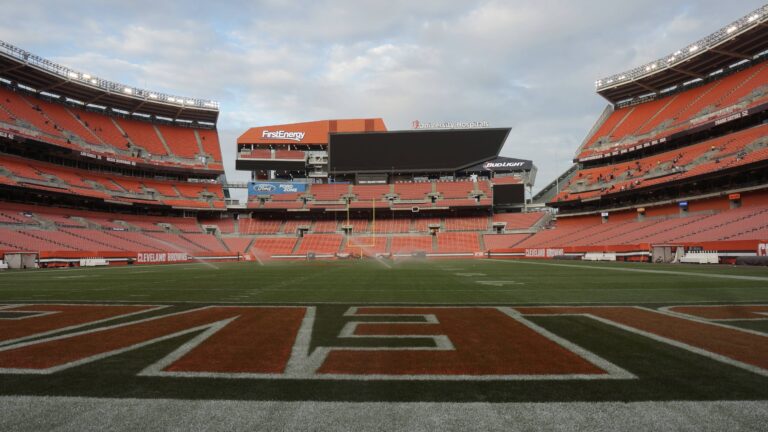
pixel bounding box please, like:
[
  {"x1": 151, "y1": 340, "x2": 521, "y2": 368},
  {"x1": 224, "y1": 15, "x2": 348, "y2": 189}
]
[{"x1": 490, "y1": 259, "x2": 768, "y2": 282}]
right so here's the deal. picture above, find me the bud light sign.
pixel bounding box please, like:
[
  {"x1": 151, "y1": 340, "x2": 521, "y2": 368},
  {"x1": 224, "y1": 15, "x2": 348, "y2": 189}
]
[{"x1": 248, "y1": 182, "x2": 307, "y2": 196}]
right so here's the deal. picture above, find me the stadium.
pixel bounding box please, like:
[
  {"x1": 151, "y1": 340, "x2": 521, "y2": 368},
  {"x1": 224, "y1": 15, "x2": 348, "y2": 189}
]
[{"x1": 0, "y1": 3, "x2": 767, "y2": 432}]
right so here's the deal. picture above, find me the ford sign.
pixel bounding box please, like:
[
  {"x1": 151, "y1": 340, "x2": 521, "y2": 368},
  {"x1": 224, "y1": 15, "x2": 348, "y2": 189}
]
[{"x1": 248, "y1": 182, "x2": 308, "y2": 196}]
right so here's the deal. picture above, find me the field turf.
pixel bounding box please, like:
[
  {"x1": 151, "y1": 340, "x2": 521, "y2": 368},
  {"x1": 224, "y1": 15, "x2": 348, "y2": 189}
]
[
  {"x1": 0, "y1": 259, "x2": 767, "y2": 431},
  {"x1": 0, "y1": 259, "x2": 767, "y2": 304}
]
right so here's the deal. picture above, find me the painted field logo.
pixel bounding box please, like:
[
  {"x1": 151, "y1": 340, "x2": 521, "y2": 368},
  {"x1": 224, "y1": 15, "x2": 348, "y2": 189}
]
[{"x1": 0, "y1": 304, "x2": 766, "y2": 381}]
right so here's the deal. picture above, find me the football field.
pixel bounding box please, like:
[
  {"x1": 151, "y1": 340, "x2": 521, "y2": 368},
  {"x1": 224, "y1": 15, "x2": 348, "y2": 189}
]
[{"x1": 0, "y1": 259, "x2": 767, "y2": 431}]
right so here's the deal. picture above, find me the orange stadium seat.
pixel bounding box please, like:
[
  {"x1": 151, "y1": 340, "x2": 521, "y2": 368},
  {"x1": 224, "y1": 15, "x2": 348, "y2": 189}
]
[
  {"x1": 76, "y1": 110, "x2": 130, "y2": 150},
  {"x1": 390, "y1": 236, "x2": 433, "y2": 254},
  {"x1": 444, "y1": 216, "x2": 489, "y2": 231},
  {"x1": 115, "y1": 118, "x2": 168, "y2": 156},
  {"x1": 222, "y1": 237, "x2": 253, "y2": 253},
  {"x1": 436, "y1": 180, "x2": 475, "y2": 199},
  {"x1": 436, "y1": 232, "x2": 481, "y2": 253},
  {"x1": 352, "y1": 184, "x2": 391, "y2": 201},
  {"x1": 310, "y1": 184, "x2": 349, "y2": 201},
  {"x1": 345, "y1": 236, "x2": 388, "y2": 256},
  {"x1": 492, "y1": 213, "x2": 546, "y2": 230},
  {"x1": 251, "y1": 237, "x2": 298, "y2": 256},
  {"x1": 238, "y1": 218, "x2": 282, "y2": 234},
  {"x1": 157, "y1": 125, "x2": 200, "y2": 159},
  {"x1": 197, "y1": 129, "x2": 223, "y2": 162},
  {"x1": 394, "y1": 182, "x2": 432, "y2": 200},
  {"x1": 295, "y1": 234, "x2": 342, "y2": 255},
  {"x1": 482, "y1": 233, "x2": 531, "y2": 249},
  {"x1": 579, "y1": 61, "x2": 768, "y2": 161}
]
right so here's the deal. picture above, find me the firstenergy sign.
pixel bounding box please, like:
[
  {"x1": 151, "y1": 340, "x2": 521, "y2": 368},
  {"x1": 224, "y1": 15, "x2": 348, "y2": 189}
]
[{"x1": 262, "y1": 130, "x2": 305, "y2": 142}]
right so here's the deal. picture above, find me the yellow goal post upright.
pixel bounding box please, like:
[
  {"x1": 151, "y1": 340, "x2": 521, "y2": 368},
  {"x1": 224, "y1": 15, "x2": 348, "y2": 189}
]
[{"x1": 346, "y1": 198, "x2": 377, "y2": 259}]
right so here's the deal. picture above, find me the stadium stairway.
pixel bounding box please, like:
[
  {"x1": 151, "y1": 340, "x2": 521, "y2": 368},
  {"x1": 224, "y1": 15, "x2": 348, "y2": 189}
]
[
  {"x1": 215, "y1": 235, "x2": 230, "y2": 252},
  {"x1": 291, "y1": 237, "x2": 303, "y2": 255}
]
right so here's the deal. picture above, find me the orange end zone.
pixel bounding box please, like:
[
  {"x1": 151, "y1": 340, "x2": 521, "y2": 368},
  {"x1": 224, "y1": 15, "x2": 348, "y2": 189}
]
[
  {"x1": 0, "y1": 304, "x2": 160, "y2": 343},
  {"x1": 0, "y1": 306, "x2": 306, "y2": 373},
  {"x1": 667, "y1": 305, "x2": 768, "y2": 320},
  {"x1": 515, "y1": 306, "x2": 768, "y2": 373}
]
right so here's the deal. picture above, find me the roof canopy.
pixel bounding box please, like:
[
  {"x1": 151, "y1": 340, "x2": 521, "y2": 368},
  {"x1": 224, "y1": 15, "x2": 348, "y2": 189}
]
[
  {"x1": 596, "y1": 6, "x2": 768, "y2": 104},
  {"x1": 0, "y1": 40, "x2": 219, "y2": 124}
]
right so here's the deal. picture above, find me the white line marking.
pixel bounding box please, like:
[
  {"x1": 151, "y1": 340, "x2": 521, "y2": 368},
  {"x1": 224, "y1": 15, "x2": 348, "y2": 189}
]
[
  {"x1": 476, "y1": 281, "x2": 524, "y2": 286},
  {"x1": 489, "y1": 259, "x2": 768, "y2": 281}
]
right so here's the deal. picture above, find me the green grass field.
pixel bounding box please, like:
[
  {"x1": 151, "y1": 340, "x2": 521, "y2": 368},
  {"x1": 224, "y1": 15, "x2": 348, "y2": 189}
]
[
  {"x1": 1, "y1": 259, "x2": 767, "y2": 304},
  {"x1": 1, "y1": 259, "x2": 767, "y2": 431}
]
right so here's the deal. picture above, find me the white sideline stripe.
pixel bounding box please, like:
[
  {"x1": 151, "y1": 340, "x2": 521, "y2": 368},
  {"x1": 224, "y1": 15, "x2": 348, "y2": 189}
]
[
  {"x1": 0, "y1": 396, "x2": 766, "y2": 432},
  {"x1": 490, "y1": 259, "x2": 768, "y2": 281},
  {"x1": 0, "y1": 262, "x2": 219, "y2": 276},
  {"x1": 476, "y1": 280, "x2": 524, "y2": 286}
]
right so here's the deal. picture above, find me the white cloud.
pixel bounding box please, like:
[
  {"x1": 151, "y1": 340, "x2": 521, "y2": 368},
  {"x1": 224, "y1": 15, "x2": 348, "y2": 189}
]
[{"x1": 0, "y1": 0, "x2": 764, "y2": 193}]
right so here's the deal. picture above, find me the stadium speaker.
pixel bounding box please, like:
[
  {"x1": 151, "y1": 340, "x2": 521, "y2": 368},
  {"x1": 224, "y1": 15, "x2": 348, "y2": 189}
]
[{"x1": 412, "y1": 206, "x2": 420, "y2": 213}]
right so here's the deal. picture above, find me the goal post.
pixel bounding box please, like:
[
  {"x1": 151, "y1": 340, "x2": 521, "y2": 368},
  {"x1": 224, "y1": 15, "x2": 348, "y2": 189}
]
[{"x1": 346, "y1": 199, "x2": 380, "y2": 258}]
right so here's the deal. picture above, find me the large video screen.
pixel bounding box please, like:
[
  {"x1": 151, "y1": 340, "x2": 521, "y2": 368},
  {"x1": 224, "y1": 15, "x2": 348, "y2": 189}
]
[
  {"x1": 329, "y1": 129, "x2": 509, "y2": 173},
  {"x1": 493, "y1": 184, "x2": 525, "y2": 206}
]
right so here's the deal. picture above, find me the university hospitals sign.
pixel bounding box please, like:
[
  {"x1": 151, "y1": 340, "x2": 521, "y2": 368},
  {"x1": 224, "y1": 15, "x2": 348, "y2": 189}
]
[{"x1": 412, "y1": 120, "x2": 490, "y2": 129}]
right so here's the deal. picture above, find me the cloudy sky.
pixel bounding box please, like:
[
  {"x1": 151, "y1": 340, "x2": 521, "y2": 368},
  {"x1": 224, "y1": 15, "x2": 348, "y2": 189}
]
[{"x1": 0, "y1": 0, "x2": 763, "y2": 192}]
